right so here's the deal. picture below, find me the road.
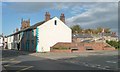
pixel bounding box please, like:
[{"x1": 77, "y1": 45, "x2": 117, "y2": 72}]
[
  {"x1": 58, "y1": 54, "x2": 118, "y2": 70},
  {"x1": 1, "y1": 49, "x2": 119, "y2": 71}
]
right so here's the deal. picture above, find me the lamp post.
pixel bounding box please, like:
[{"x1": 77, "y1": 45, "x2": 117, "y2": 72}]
[
  {"x1": 75, "y1": 31, "x2": 78, "y2": 47},
  {"x1": 102, "y1": 28, "x2": 105, "y2": 50}
]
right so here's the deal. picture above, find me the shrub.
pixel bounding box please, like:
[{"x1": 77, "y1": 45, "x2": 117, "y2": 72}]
[{"x1": 106, "y1": 40, "x2": 120, "y2": 49}]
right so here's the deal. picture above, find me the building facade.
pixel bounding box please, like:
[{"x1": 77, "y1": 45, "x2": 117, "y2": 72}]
[
  {"x1": 37, "y1": 17, "x2": 71, "y2": 52},
  {"x1": 0, "y1": 34, "x2": 3, "y2": 47},
  {"x1": 7, "y1": 12, "x2": 72, "y2": 52}
]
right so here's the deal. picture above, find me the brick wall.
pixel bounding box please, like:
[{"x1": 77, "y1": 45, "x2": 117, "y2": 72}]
[{"x1": 51, "y1": 42, "x2": 116, "y2": 53}]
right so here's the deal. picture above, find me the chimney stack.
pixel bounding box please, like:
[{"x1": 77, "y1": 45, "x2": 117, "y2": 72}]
[
  {"x1": 16, "y1": 28, "x2": 19, "y2": 32},
  {"x1": 45, "y1": 12, "x2": 50, "y2": 21},
  {"x1": 60, "y1": 13, "x2": 65, "y2": 23},
  {"x1": 26, "y1": 18, "x2": 30, "y2": 27},
  {"x1": 112, "y1": 32, "x2": 116, "y2": 36}
]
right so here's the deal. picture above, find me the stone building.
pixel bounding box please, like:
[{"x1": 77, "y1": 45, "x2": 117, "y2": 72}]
[{"x1": 21, "y1": 18, "x2": 30, "y2": 29}]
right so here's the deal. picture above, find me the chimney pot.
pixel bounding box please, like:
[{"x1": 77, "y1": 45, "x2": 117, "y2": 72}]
[
  {"x1": 45, "y1": 12, "x2": 50, "y2": 21},
  {"x1": 16, "y1": 28, "x2": 19, "y2": 32},
  {"x1": 60, "y1": 13, "x2": 65, "y2": 23}
]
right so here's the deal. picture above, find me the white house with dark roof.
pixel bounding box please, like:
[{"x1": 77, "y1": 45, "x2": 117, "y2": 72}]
[
  {"x1": 7, "y1": 12, "x2": 72, "y2": 52},
  {"x1": 37, "y1": 17, "x2": 71, "y2": 52}
]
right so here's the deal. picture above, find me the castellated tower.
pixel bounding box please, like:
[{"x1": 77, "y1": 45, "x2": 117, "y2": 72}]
[{"x1": 21, "y1": 18, "x2": 30, "y2": 29}]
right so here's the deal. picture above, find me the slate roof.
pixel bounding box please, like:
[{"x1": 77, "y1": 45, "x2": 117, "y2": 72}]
[
  {"x1": 72, "y1": 34, "x2": 93, "y2": 38},
  {"x1": 28, "y1": 21, "x2": 45, "y2": 29},
  {"x1": 100, "y1": 33, "x2": 118, "y2": 37},
  {"x1": 7, "y1": 21, "x2": 46, "y2": 37}
]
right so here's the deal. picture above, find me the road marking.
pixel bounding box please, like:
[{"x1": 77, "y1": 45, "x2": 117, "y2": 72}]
[
  {"x1": 4, "y1": 64, "x2": 10, "y2": 67},
  {"x1": 3, "y1": 61, "x2": 21, "y2": 65},
  {"x1": 84, "y1": 64, "x2": 89, "y2": 66},
  {"x1": 106, "y1": 61, "x2": 117, "y2": 63},
  {"x1": 105, "y1": 66, "x2": 110, "y2": 68},
  {"x1": 10, "y1": 58, "x2": 15, "y2": 61},
  {"x1": 16, "y1": 66, "x2": 33, "y2": 72},
  {"x1": 2, "y1": 61, "x2": 21, "y2": 63},
  {"x1": 5, "y1": 65, "x2": 29, "y2": 67},
  {"x1": 100, "y1": 67, "x2": 106, "y2": 69},
  {"x1": 96, "y1": 65, "x2": 101, "y2": 67},
  {"x1": 90, "y1": 65, "x2": 96, "y2": 67},
  {"x1": 100, "y1": 67, "x2": 110, "y2": 70},
  {"x1": 97, "y1": 66, "x2": 106, "y2": 69}
]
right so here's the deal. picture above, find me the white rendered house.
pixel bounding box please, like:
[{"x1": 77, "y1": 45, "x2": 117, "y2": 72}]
[
  {"x1": 36, "y1": 14, "x2": 72, "y2": 52},
  {"x1": 6, "y1": 12, "x2": 72, "y2": 52}
]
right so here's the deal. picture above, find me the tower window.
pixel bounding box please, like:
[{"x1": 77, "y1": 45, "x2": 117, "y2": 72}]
[{"x1": 54, "y1": 20, "x2": 57, "y2": 25}]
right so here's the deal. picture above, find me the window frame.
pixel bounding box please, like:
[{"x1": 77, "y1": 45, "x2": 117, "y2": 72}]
[{"x1": 54, "y1": 20, "x2": 57, "y2": 25}]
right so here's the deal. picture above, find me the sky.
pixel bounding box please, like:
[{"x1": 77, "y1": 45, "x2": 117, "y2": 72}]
[
  {"x1": 1, "y1": 1, "x2": 119, "y2": 36},
  {"x1": 1, "y1": 0, "x2": 119, "y2": 2},
  {"x1": 0, "y1": 2, "x2": 2, "y2": 35}
]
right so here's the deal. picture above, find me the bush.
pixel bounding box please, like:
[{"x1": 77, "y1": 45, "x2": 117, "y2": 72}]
[{"x1": 106, "y1": 40, "x2": 120, "y2": 49}]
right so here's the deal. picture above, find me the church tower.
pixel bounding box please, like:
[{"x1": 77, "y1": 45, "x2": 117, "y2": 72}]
[{"x1": 21, "y1": 18, "x2": 30, "y2": 29}]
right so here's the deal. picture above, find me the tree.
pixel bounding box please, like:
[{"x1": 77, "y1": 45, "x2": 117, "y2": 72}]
[
  {"x1": 84, "y1": 29, "x2": 93, "y2": 34},
  {"x1": 71, "y1": 25, "x2": 82, "y2": 34},
  {"x1": 106, "y1": 40, "x2": 120, "y2": 49},
  {"x1": 96, "y1": 27, "x2": 103, "y2": 34},
  {"x1": 104, "y1": 28, "x2": 111, "y2": 33}
]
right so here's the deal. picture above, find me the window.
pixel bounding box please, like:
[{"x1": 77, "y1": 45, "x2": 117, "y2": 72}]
[
  {"x1": 54, "y1": 20, "x2": 57, "y2": 25},
  {"x1": 31, "y1": 40, "x2": 34, "y2": 49},
  {"x1": 32, "y1": 30, "x2": 34, "y2": 38},
  {"x1": 19, "y1": 34, "x2": 20, "y2": 40},
  {"x1": 9, "y1": 37, "x2": 11, "y2": 42}
]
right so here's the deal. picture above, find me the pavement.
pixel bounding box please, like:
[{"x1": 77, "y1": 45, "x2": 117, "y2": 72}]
[
  {"x1": 29, "y1": 50, "x2": 118, "y2": 60},
  {"x1": 1, "y1": 48, "x2": 119, "y2": 71},
  {"x1": 29, "y1": 50, "x2": 119, "y2": 70}
]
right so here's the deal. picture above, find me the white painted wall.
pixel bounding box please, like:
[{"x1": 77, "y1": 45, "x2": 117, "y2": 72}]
[
  {"x1": 0, "y1": 37, "x2": 3, "y2": 47},
  {"x1": 7, "y1": 36, "x2": 11, "y2": 49},
  {"x1": 7, "y1": 36, "x2": 14, "y2": 49},
  {"x1": 37, "y1": 17, "x2": 72, "y2": 52},
  {"x1": 4, "y1": 37, "x2": 7, "y2": 43}
]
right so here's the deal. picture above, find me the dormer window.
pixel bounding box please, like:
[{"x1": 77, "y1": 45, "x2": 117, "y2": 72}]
[{"x1": 55, "y1": 20, "x2": 57, "y2": 25}]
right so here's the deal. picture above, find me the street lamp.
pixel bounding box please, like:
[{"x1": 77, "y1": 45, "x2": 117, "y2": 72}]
[
  {"x1": 75, "y1": 31, "x2": 78, "y2": 47},
  {"x1": 102, "y1": 28, "x2": 105, "y2": 50}
]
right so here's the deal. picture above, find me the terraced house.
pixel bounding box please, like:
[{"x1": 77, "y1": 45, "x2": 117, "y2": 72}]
[{"x1": 7, "y1": 12, "x2": 72, "y2": 52}]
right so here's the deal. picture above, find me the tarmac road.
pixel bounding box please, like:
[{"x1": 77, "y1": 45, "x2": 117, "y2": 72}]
[{"x1": 1, "y1": 49, "x2": 119, "y2": 72}]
